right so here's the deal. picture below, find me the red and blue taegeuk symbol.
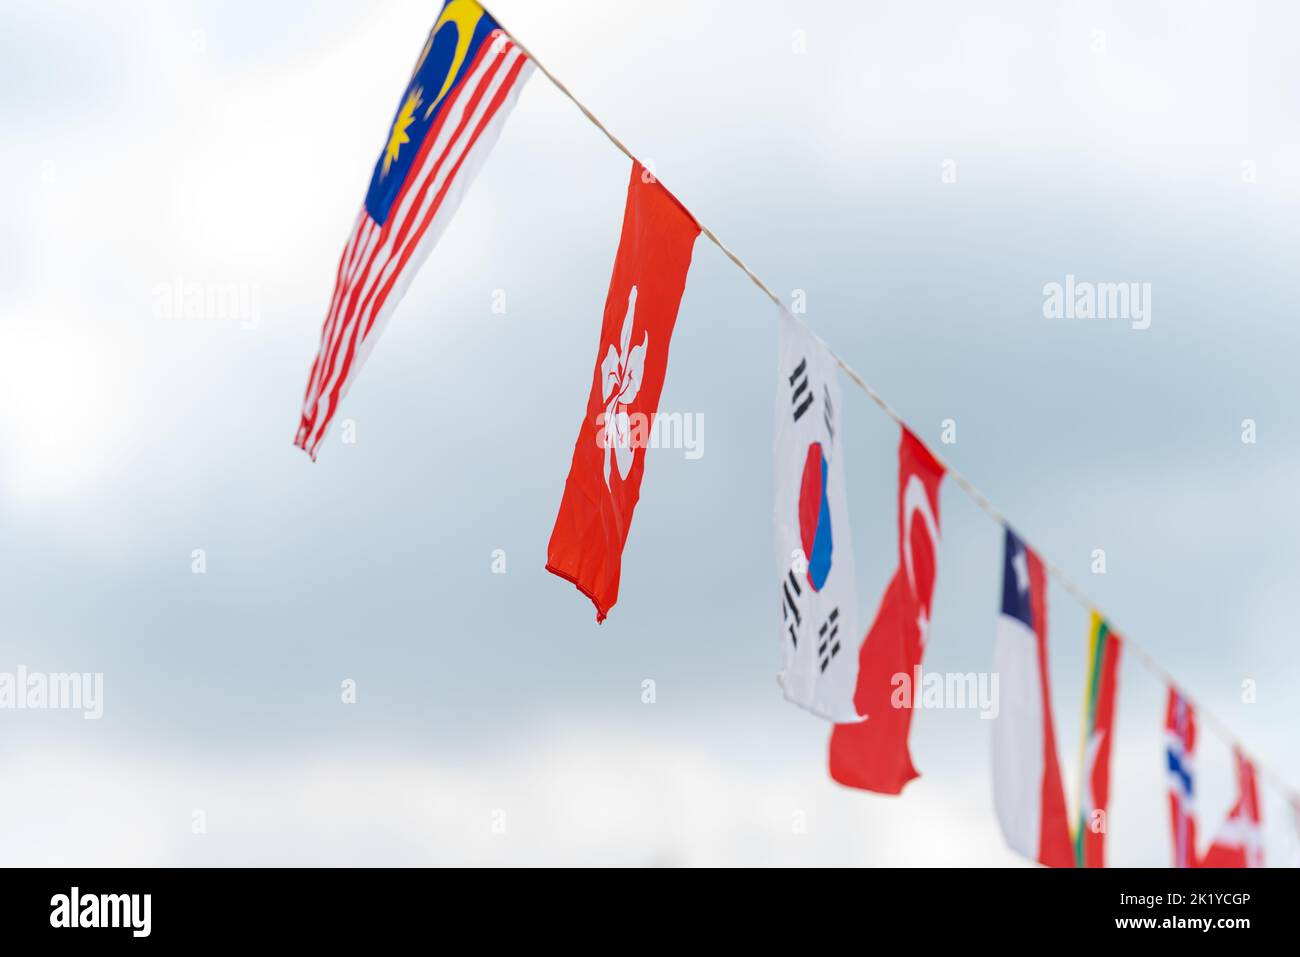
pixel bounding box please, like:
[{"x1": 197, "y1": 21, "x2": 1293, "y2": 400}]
[{"x1": 797, "y1": 442, "x2": 833, "y2": 591}]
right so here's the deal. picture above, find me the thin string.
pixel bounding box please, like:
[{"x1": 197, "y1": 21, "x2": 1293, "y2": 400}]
[{"x1": 487, "y1": 6, "x2": 1297, "y2": 805}]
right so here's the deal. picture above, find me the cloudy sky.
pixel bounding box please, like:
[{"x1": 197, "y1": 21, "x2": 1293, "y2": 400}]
[{"x1": 1, "y1": 0, "x2": 1297, "y2": 865}]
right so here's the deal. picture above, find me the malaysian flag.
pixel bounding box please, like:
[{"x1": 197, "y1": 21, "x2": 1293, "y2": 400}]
[{"x1": 296, "y1": 1, "x2": 533, "y2": 459}]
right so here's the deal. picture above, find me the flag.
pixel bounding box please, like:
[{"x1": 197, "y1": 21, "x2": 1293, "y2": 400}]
[
  {"x1": 991, "y1": 527, "x2": 1074, "y2": 867},
  {"x1": 1201, "y1": 749, "x2": 1263, "y2": 868},
  {"x1": 829, "y1": 428, "x2": 945, "y2": 794},
  {"x1": 296, "y1": 0, "x2": 534, "y2": 459},
  {"x1": 1165, "y1": 687, "x2": 1197, "y2": 868},
  {"x1": 545, "y1": 162, "x2": 700, "y2": 621},
  {"x1": 1075, "y1": 612, "x2": 1122, "y2": 867},
  {"x1": 774, "y1": 309, "x2": 860, "y2": 721}
]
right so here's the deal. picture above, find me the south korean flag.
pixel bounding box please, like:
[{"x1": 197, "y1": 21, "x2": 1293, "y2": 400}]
[{"x1": 773, "y1": 308, "x2": 862, "y2": 722}]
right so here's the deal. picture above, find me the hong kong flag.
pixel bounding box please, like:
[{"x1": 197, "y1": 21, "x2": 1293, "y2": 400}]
[
  {"x1": 546, "y1": 162, "x2": 700, "y2": 621},
  {"x1": 829, "y1": 428, "x2": 946, "y2": 794}
]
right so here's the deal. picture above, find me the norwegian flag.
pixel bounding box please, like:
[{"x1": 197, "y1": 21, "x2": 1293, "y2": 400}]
[
  {"x1": 1165, "y1": 687, "x2": 1198, "y2": 868},
  {"x1": 1201, "y1": 749, "x2": 1263, "y2": 868},
  {"x1": 296, "y1": 1, "x2": 533, "y2": 459}
]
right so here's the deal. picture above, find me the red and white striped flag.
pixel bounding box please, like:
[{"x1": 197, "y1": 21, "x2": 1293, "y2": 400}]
[{"x1": 296, "y1": 1, "x2": 533, "y2": 459}]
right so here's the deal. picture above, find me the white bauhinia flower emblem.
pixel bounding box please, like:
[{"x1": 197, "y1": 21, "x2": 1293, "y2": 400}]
[{"x1": 600, "y1": 285, "x2": 648, "y2": 489}]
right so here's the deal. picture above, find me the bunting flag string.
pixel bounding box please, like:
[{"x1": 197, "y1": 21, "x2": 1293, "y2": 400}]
[
  {"x1": 294, "y1": 0, "x2": 1296, "y2": 838},
  {"x1": 480, "y1": 2, "x2": 1297, "y2": 815}
]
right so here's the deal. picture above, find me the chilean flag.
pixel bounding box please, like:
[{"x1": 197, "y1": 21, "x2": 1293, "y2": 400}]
[
  {"x1": 1165, "y1": 687, "x2": 1197, "y2": 868},
  {"x1": 990, "y1": 528, "x2": 1074, "y2": 867}
]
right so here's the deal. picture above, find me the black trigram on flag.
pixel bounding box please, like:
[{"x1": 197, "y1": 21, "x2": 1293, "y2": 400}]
[
  {"x1": 781, "y1": 568, "x2": 802, "y2": 648},
  {"x1": 821, "y1": 383, "x2": 835, "y2": 441},
  {"x1": 817, "y1": 607, "x2": 841, "y2": 672},
  {"x1": 787, "y1": 357, "x2": 813, "y2": 422}
]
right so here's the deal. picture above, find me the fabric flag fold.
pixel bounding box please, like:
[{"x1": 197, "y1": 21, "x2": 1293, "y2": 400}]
[
  {"x1": 1165, "y1": 687, "x2": 1197, "y2": 869},
  {"x1": 774, "y1": 309, "x2": 860, "y2": 722},
  {"x1": 296, "y1": 0, "x2": 534, "y2": 459},
  {"x1": 829, "y1": 428, "x2": 945, "y2": 794},
  {"x1": 1200, "y1": 749, "x2": 1263, "y2": 868},
  {"x1": 546, "y1": 163, "x2": 700, "y2": 621},
  {"x1": 991, "y1": 527, "x2": 1074, "y2": 867},
  {"x1": 1075, "y1": 612, "x2": 1122, "y2": 867}
]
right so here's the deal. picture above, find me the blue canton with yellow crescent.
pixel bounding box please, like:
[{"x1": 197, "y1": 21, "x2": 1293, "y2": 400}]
[{"x1": 364, "y1": 0, "x2": 501, "y2": 226}]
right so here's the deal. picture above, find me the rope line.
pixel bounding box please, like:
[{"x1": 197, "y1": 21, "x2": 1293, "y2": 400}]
[{"x1": 487, "y1": 5, "x2": 1297, "y2": 805}]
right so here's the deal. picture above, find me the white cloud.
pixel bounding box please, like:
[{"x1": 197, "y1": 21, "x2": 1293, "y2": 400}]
[{"x1": 8, "y1": 730, "x2": 1024, "y2": 866}]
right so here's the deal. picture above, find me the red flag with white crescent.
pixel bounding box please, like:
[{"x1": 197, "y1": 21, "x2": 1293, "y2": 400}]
[{"x1": 829, "y1": 427, "x2": 945, "y2": 794}]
